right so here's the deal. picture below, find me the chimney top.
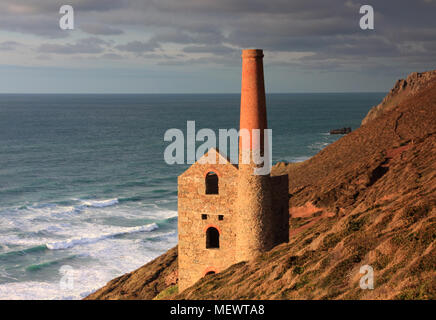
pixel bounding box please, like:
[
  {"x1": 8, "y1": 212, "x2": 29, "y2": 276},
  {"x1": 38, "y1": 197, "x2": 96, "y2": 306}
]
[{"x1": 241, "y1": 49, "x2": 264, "y2": 58}]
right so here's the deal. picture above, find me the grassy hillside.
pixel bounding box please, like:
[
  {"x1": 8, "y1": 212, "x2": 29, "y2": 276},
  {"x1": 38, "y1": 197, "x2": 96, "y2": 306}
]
[{"x1": 87, "y1": 72, "x2": 436, "y2": 300}]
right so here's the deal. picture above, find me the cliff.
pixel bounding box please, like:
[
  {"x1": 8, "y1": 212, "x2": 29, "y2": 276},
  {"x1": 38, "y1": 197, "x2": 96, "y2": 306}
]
[
  {"x1": 362, "y1": 70, "x2": 436, "y2": 125},
  {"x1": 86, "y1": 71, "x2": 436, "y2": 300}
]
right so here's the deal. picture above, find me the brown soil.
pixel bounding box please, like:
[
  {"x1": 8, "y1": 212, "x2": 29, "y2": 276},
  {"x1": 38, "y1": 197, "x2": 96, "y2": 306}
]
[{"x1": 86, "y1": 70, "x2": 436, "y2": 300}]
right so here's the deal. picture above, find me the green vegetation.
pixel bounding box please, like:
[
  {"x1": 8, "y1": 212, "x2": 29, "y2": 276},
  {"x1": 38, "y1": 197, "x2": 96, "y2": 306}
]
[
  {"x1": 321, "y1": 232, "x2": 343, "y2": 250},
  {"x1": 347, "y1": 217, "x2": 366, "y2": 232},
  {"x1": 153, "y1": 285, "x2": 178, "y2": 300},
  {"x1": 293, "y1": 266, "x2": 304, "y2": 275},
  {"x1": 373, "y1": 250, "x2": 390, "y2": 270},
  {"x1": 321, "y1": 256, "x2": 356, "y2": 288},
  {"x1": 397, "y1": 281, "x2": 435, "y2": 300}
]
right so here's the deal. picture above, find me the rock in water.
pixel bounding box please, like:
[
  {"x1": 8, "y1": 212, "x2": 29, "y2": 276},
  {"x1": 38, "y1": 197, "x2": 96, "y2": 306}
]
[{"x1": 329, "y1": 127, "x2": 351, "y2": 135}]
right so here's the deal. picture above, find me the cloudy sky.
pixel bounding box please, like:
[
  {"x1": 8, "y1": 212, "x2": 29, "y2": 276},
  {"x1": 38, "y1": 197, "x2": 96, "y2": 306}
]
[{"x1": 0, "y1": 0, "x2": 435, "y2": 93}]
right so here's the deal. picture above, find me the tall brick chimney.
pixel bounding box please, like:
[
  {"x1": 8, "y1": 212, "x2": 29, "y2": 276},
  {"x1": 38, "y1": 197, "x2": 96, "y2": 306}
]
[
  {"x1": 177, "y1": 49, "x2": 289, "y2": 290},
  {"x1": 235, "y1": 49, "x2": 274, "y2": 262},
  {"x1": 239, "y1": 49, "x2": 268, "y2": 152}
]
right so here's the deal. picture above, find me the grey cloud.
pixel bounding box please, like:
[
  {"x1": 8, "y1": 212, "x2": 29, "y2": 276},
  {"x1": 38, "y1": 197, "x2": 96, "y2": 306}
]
[
  {"x1": 35, "y1": 54, "x2": 52, "y2": 60},
  {"x1": 0, "y1": 0, "x2": 129, "y2": 38},
  {"x1": 142, "y1": 53, "x2": 177, "y2": 59},
  {"x1": 182, "y1": 45, "x2": 238, "y2": 55},
  {"x1": 0, "y1": 14, "x2": 67, "y2": 38},
  {"x1": 38, "y1": 37, "x2": 110, "y2": 54},
  {"x1": 149, "y1": 30, "x2": 225, "y2": 45},
  {"x1": 148, "y1": 0, "x2": 345, "y2": 15},
  {"x1": 69, "y1": 0, "x2": 130, "y2": 12},
  {"x1": 0, "y1": 41, "x2": 22, "y2": 51},
  {"x1": 100, "y1": 53, "x2": 124, "y2": 59},
  {"x1": 0, "y1": 0, "x2": 434, "y2": 73},
  {"x1": 148, "y1": 31, "x2": 199, "y2": 44},
  {"x1": 115, "y1": 40, "x2": 160, "y2": 53},
  {"x1": 80, "y1": 23, "x2": 124, "y2": 35},
  {"x1": 0, "y1": 0, "x2": 129, "y2": 14},
  {"x1": 156, "y1": 55, "x2": 239, "y2": 67}
]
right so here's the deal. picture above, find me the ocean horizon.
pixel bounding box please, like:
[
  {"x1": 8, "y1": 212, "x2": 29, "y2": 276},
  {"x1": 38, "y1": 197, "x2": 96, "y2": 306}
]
[{"x1": 0, "y1": 93, "x2": 385, "y2": 299}]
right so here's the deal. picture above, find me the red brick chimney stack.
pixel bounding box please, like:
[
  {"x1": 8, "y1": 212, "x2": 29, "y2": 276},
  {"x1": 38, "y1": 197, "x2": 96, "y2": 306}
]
[
  {"x1": 236, "y1": 49, "x2": 274, "y2": 262},
  {"x1": 239, "y1": 49, "x2": 268, "y2": 152}
]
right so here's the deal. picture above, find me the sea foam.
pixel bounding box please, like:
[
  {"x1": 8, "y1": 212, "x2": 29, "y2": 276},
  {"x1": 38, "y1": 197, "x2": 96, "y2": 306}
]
[
  {"x1": 81, "y1": 198, "x2": 119, "y2": 208},
  {"x1": 46, "y1": 223, "x2": 158, "y2": 250}
]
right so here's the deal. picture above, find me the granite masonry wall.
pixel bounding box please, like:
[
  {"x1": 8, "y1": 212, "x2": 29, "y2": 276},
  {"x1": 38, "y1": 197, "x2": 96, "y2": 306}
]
[
  {"x1": 270, "y1": 174, "x2": 290, "y2": 246},
  {"x1": 178, "y1": 150, "x2": 238, "y2": 290},
  {"x1": 178, "y1": 150, "x2": 289, "y2": 290}
]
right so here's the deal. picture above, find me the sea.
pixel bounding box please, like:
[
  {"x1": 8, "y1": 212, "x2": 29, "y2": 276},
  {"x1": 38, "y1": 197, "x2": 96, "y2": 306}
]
[{"x1": 0, "y1": 93, "x2": 385, "y2": 299}]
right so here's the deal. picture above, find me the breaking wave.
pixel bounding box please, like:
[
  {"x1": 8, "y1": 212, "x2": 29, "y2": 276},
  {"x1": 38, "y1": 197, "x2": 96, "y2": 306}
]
[
  {"x1": 25, "y1": 255, "x2": 78, "y2": 272},
  {"x1": 80, "y1": 198, "x2": 119, "y2": 208},
  {"x1": 45, "y1": 223, "x2": 159, "y2": 250},
  {"x1": 0, "y1": 245, "x2": 48, "y2": 260}
]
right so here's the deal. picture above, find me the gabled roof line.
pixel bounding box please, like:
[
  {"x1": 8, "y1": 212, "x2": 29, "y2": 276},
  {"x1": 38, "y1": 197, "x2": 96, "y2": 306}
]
[{"x1": 179, "y1": 147, "x2": 239, "y2": 177}]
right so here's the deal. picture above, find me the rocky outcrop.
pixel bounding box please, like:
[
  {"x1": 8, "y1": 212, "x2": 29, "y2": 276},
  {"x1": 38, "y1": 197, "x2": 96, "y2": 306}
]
[
  {"x1": 362, "y1": 70, "x2": 436, "y2": 126},
  {"x1": 330, "y1": 127, "x2": 351, "y2": 135}
]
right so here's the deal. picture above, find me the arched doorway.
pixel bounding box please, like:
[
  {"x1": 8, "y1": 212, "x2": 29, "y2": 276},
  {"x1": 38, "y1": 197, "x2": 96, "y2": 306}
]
[
  {"x1": 203, "y1": 267, "x2": 218, "y2": 277},
  {"x1": 206, "y1": 227, "x2": 220, "y2": 248}
]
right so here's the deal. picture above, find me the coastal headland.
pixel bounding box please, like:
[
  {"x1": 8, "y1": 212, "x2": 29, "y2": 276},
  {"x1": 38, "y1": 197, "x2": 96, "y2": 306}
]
[{"x1": 86, "y1": 70, "x2": 436, "y2": 300}]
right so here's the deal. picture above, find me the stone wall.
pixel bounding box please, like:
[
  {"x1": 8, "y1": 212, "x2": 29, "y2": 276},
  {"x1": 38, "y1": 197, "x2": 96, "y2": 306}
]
[
  {"x1": 270, "y1": 174, "x2": 290, "y2": 245},
  {"x1": 178, "y1": 149, "x2": 290, "y2": 291},
  {"x1": 235, "y1": 162, "x2": 274, "y2": 262},
  {"x1": 178, "y1": 150, "x2": 238, "y2": 291}
]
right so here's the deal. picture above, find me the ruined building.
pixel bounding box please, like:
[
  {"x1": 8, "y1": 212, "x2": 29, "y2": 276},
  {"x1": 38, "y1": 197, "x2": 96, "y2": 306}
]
[{"x1": 178, "y1": 49, "x2": 289, "y2": 290}]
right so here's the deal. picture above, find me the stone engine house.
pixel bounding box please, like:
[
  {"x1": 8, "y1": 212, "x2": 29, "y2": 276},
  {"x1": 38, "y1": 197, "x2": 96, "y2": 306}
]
[{"x1": 178, "y1": 49, "x2": 289, "y2": 291}]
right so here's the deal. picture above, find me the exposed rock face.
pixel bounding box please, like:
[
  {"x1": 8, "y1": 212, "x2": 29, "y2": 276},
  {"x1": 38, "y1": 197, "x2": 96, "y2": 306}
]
[
  {"x1": 362, "y1": 70, "x2": 436, "y2": 126},
  {"x1": 86, "y1": 71, "x2": 436, "y2": 300}
]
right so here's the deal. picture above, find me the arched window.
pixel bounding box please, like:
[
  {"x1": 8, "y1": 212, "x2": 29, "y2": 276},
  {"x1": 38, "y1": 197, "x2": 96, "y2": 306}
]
[
  {"x1": 205, "y1": 172, "x2": 218, "y2": 194},
  {"x1": 206, "y1": 227, "x2": 220, "y2": 248}
]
